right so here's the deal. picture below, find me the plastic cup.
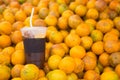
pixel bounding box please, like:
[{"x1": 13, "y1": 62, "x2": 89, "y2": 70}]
[{"x1": 21, "y1": 27, "x2": 47, "y2": 68}]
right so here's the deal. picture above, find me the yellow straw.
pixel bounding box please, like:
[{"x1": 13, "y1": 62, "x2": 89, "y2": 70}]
[{"x1": 30, "y1": 8, "x2": 34, "y2": 27}]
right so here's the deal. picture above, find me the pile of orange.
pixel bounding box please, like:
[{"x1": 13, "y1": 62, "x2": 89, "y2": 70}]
[{"x1": 0, "y1": 0, "x2": 120, "y2": 80}]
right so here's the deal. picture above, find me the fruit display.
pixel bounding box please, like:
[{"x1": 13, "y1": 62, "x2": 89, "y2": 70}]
[{"x1": 0, "y1": 0, "x2": 120, "y2": 80}]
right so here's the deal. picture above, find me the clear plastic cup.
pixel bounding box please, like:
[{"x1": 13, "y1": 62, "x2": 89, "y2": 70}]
[{"x1": 21, "y1": 27, "x2": 47, "y2": 68}]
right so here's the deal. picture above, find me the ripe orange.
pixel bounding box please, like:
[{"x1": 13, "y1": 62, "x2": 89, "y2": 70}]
[
  {"x1": 91, "y1": 41, "x2": 104, "y2": 55},
  {"x1": 46, "y1": 69, "x2": 67, "y2": 80},
  {"x1": 0, "y1": 53, "x2": 10, "y2": 65},
  {"x1": 21, "y1": 64, "x2": 40, "y2": 80},
  {"x1": 57, "y1": 16, "x2": 68, "y2": 30},
  {"x1": 15, "y1": 41, "x2": 24, "y2": 50},
  {"x1": 45, "y1": 15, "x2": 57, "y2": 26},
  {"x1": 103, "y1": 66, "x2": 113, "y2": 72},
  {"x1": 83, "y1": 55, "x2": 97, "y2": 71},
  {"x1": 86, "y1": 0, "x2": 95, "y2": 9},
  {"x1": 0, "y1": 35, "x2": 11, "y2": 48},
  {"x1": 74, "y1": 58, "x2": 84, "y2": 73},
  {"x1": 70, "y1": 45, "x2": 86, "y2": 59},
  {"x1": 67, "y1": 73, "x2": 78, "y2": 80},
  {"x1": 38, "y1": 77, "x2": 48, "y2": 80},
  {"x1": 69, "y1": 2, "x2": 79, "y2": 11},
  {"x1": 90, "y1": 30, "x2": 103, "y2": 42},
  {"x1": 62, "y1": 10, "x2": 74, "y2": 19},
  {"x1": 11, "y1": 50, "x2": 25, "y2": 65},
  {"x1": 50, "y1": 44, "x2": 65, "y2": 57},
  {"x1": 0, "y1": 21, "x2": 12, "y2": 35},
  {"x1": 49, "y1": 31, "x2": 64, "y2": 44},
  {"x1": 11, "y1": 64, "x2": 24, "y2": 78},
  {"x1": 33, "y1": 18, "x2": 46, "y2": 27},
  {"x1": 59, "y1": 30, "x2": 69, "y2": 39},
  {"x1": 12, "y1": 21, "x2": 24, "y2": 31},
  {"x1": 58, "y1": 56, "x2": 75, "y2": 74},
  {"x1": 10, "y1": 31, "x2": 23, "y2": 44},
  {"x1": 101, "y1": 71, "x2": 119, "y2": 80},
  {"x1": 64, "y1": 32, "x2": 81, "y2": 48},
  {"x1": 96, "y1": 19, "x2": 113, "y2": 33},
  {"x1": 81, "y1": 36, "x2": 93, "y2": 50},
  {"x1": 0, "y1": 65, "x2": 11, "y2": 80},
  {"x1": 86, "y1": 8, "x2": 99, "y2": 20},
  {"x1": 11, "y1": 77, "x2": 22, "y2": 80},
  {"x1": 39, "y1": 69, "x2": 45, "y2": 78},
  {"x1": 48, "y1": 55, "x2": 62, "y2": 70},
  {"x1": 104, "y1": 40, "x2": 119, "y2": 53},
  {"x1": 103, "y1": 32, "x2": 119, "y2": 42},
  {"x1": 76, "y1": 23, "x2": 90, "y2": 37},
  {"x1": 2, "y1": 46, "x2": 15, "y2": 56},
  {"x1": 75, "y1": 4, "x2": 87, "y2": 17},
  {"x1": 99, "y1": 52, "x2": 110, "y2": 67},
  {"x1": 39, "y1": 7, "x2": 49, "y2": 19},
  {"x1": 114, "y1": 17, "x2": 120, "y2": 31},
  {"x1": 68, "y1": 14, "x2": 83, "y2": 29},
  {"x1": 86, "y1": 51, "x2": 97, "y2": 60},
  {"x1": 84, "y1": 70, "x2": 100, "y2": 80},
  {"x1": 115, "y1": 64, "x2": 120, "y2": 77},
  {"x1": 15, "y1": 9, "x2": 27, "y2": 21}
]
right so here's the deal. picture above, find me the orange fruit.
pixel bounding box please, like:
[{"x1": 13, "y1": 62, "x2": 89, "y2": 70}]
[
  {"x1": 39, "y1": 69, "x2": 45, "y2": 78},
  {"x1": 85, "y1": 19, "x2": 96, "y2": 27},
  {"x1": 74, "y1": 58, "x2": 84, "y2": 73},
  {"x1": 21, "y1": 64, "x2": 40, "y2": 80},
  {"x1": 75, "y1": 0, "x2": 88, "y2": 5},
  {"x1": 11, "y1": 50, "x2": 25, "y2": 65},
  {"x1": 10, "y1": 30, "x2": 23, "y2": 44},
  {"x1": 3, "y1": 11, "x2": 15, "y2": 24},
  {"x1": 15, "y1": 9, "x2": 27, "y2": 21},
  {"x1": 114, "y1": 17, "x2": 120, "y2": 31},
  {"x1": 58, "y1": 56, "x2": 75, "y2": 74},
  {"x1": 11, "y1": 64, "x2": 24, "y2": 78},
  {"x1": 67, "y1": 73, "x2": 78, "y2": 80},
  {"x1": 70, "y1": 45, "x2": 86, "y2": 59},
  {"x1": 0, "y1": 35, "x2": 11, "y2": 48},
  {"x1": 45, "y1": 15, "x2": 57, "y2": 26},
  {"x1": 96, "y1": 19, "x2": 113, "y2": 33},
  {"x1": 103, "y1": 32, "x2": 119, "y2": 42},
  {"x1": 62, "y1": 10, "x2": 74, "y2": 19},
  {"x1": 46, "y1": 69, "x2": 67, "y2": 80},
  {"x1": 90, "y1": 30, "x2": 103, "y2": 42},
  {"x1": 86, "y1": 8, "x2": 99, "y2": 20},
  {"x1": 99, "y1": 12, "x2": 109, "y2": 19},
  {"x1": 58, "y1": 4, "x2": 68, "y2": 14},
  {"x1": 91, "y1": 41, "x2": 104, "y2": 55},
  {"x1": 0, "y1": 21, "x2": 12, "y2": 35},
  {"x1": 76, "y1": 23, "x2": 90, "y2": 37},
  {"x1": 99, "y1": 52, "x2": 110, "y2": 67},
  {"x1": 109, "y1": 28, "x2": 120, "y2": 37},
  {"x1": 38, "y1": 77, "x2": 48, "y2": 80},
  {"x1": 115, "y1": 64, "x2": 120, "y2": 77},
  {"x1": 46, "y1": 26, "x2": 57, "y2": 39},
  {"x1": 39, "y1": 7, "x2": 49, "y2": 19},
  {"x1": 49, "y1": 10, "x2": 60, "y2": 18},
  {"x1": 15, "y1": 41, "x2": 24, "y2": 50},
  {"x1": 75, "y1": 4, "x2": 87, "y2": 17},
  {"x1": 69, "y1": 2, "x2": 79, "y2": 11},
  {"x1": 0, "y1": 65, "x2": 11, "y2": 80},
  {"x1": 0, "y1": 53, "x2": 10, "y2": 65},
  {"x1": 59, "y1": 42, "x2": 69, "y2": 54},
  {"x1": 100, "y1": 71, "x2": 119, "y2": 80},
  {"x1": 11, "y1": 77, "x2": 22, "y2": 80},
  {"x1": 50, "y1": 44, "x2": 65, "y2": 57},
  {"x1": 12, "y1": 21, "x2": 24, "y2": 31},
  {"x1": 95, "y1": 0, "x2": 107, "y2": 12},
  {"x1": 2, "y1": 46, "x2": 15, "y2": 56},
  {"x1": 83, "y1": 55, "x2": 97, "y2": 71},
  {"x1": 9, "y1": 1, "x2": 20, "y2": 9},
  {"x1": 57, "y1": 16, "x2": 68, "y2": 30},
  {"x1": 86, "y1": 0, "x2": 95, "y2": 9},
  {"x1": 81, "y1": 36, "x2": 93, "y2": 50},
  {"x1": 86, "y1": 51, "x2": 97, "y2": 60},
  {"x1": 48, "y1": 55, "x2": 62, "y2": 70},
  {"x1": 59, "y1": 30, "x2": 69, "y2": 39},
  {"x1": 33, "y1": 18, "x2": 46, "y2": 27},
  {"x1": 104, "y1": 40, "x2": 119, "y2": 53},
  {"x1": 68, "y1": 14, "x2": 83, "y2": 29},
  {"x1": 84, "y1": 70, "x2": 100, "y2": 80},
  {"x1": 103, "y1": 66, "x2": 113, "y2": 72},
  {"x1": 64, "y1": 32, "x2": 81, "y2": 48},
  {"x1": 49, "y1": 31, "x2": 64, "y2": 44}
]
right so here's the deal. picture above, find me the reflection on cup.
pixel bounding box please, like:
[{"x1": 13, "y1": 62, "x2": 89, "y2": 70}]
[{"x1": 21, "y1": 27, "x2": 47, "y2": 68}]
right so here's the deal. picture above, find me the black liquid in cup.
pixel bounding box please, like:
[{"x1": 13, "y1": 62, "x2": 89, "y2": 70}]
[{"x1": 23, "y1": 38, "x2": 46, "y2": 69}]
